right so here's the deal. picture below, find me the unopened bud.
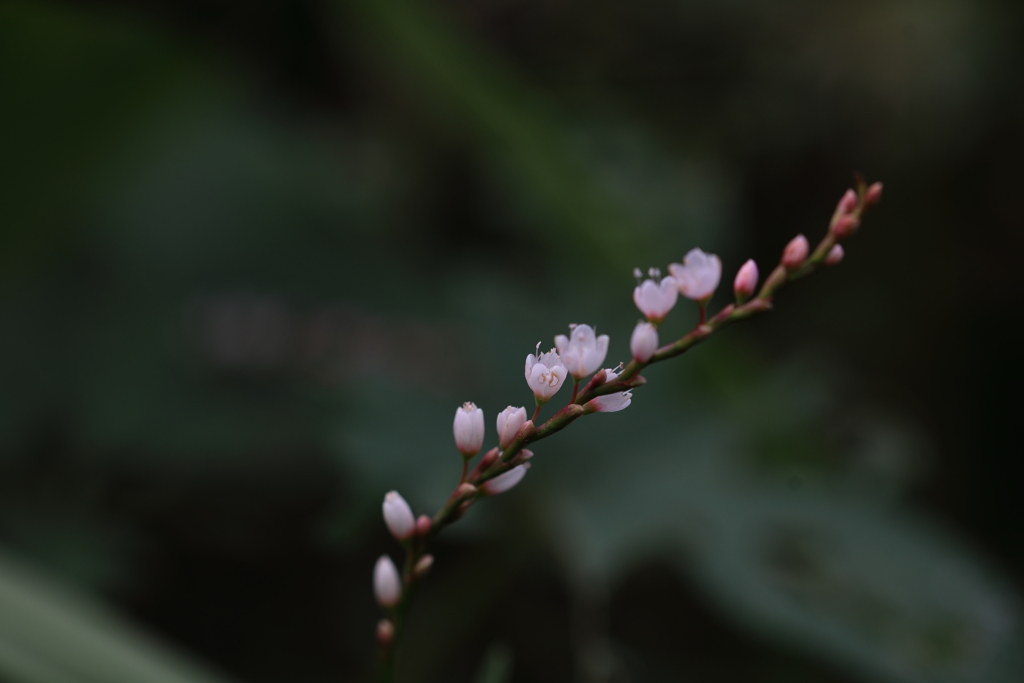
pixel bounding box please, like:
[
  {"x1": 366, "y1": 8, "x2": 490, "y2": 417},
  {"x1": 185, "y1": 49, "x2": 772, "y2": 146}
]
[
  {"x1": 733, "y1": 259, "x2": 759, "y2": 302},
  {"x1": 837, "y1": 188, "x2": 858, "y2": 215},
  {"x1": 478, "y1": 447, "x2": 500, "y2": 470},
  {"x1": 782, "y1": 235, "x2": 810, "y2": 270},
  {"x1": 831, "y1": 214, "x2": 860, "y2": 239},
  {"x1": 864, "y1": 181, "x2": 883, "y2": 207},
  {"x1": 373, "y1": 556, "x2": 402, "y2": 608},
  {"x1": 415, "y1": 514, "x2": 432, "y2": 536},
  {"x1": 518, "y1": 448, "x2": 535, "y2": 461},
  {"x1": 456, "y1": 482, "x2": 477, "y2": 498},
  {"x1": 495, "y1": 406, "x2": 528, "y2": 450},
  {"x1": 630, "y1": 321, "x2": 658, "y2": 363},
  {"x1": 377, "y1": 619, "x2": 395, "y2": 646},
  {"x1": 382, "y1": 491, "x2": 415, "y2": 541},
  {"x1": 453, "y1": 402, "x2": 485, "y2": 457},
  {"x1": 413, "y1": 554, "x2": 434, "y2": 578},
  {"x1": 825, "y1": 244, "x2": 845, "y2": 266}
]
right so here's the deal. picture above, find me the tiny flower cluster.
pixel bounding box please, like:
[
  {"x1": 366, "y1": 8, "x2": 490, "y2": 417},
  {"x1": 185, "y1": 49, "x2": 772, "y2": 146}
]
[{"x1": 370, "y1": 180, "x2": 883, "y2": 667}]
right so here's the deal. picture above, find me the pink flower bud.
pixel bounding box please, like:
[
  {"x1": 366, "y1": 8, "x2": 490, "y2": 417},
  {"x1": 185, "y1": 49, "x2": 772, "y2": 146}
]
[
  {"x1": 632, "y1": 276, "x2": 678, "y2": 323},
  {"x1": 382, "y1": 491, "x2": 415, "y2": 541},
  {"x1": 864, "y1": 181, "x2": 883, "y2": 207},
  {"x1": 415, "y1": 514, "x2": 432, "y2": 536},
  {"x1": 733, "y1": 259, "x2": 759, "y2": 301},
  {"x1": 377, "y1": 619, "x2": 395, "y2": 646},
  {"x1": 475, "y1": 448, "x2": 498, "y2": 473},
  {"x1": 831, "y1": 214, "x2": 860, "y2": 239},
  {"x1": 453, "y1": 402, "x2": 485, "y2": 457},
  {"x1": 630, "y1": 322, "x2": 658, "y2": 363},
  {"x1": 585, "y1": 390, "x2": 632, "y2": 413},
  {"x1": 668, "y1": 248, "x2": 722, "y2": 302},
  {"x1": 837, "y1": 188, "x2": 858, "y2": 215},
  {"x1": 373, "y1": 556, "x2": 402, "y2": 607},
  {"x1": 456, "y1": 482, "x2": 477, "y2": 498},
  {"x1": 413, "y1": 554, "x2": 434, "y2": 577},
  {"x1": 483, "y1": 465, "x2": 527, "y2": 494},
  {"x1": 495, "y1": 406, "x2": 528, "y2": 449},
  {"x1": 825, "y1": 244, "x2": 845, "y2": 266},
  {"x1": 782, "y1": 235, "x2": 809, "y2": 270}
]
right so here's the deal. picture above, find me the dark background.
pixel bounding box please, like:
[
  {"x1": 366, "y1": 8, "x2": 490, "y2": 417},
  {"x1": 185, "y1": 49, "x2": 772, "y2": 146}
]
[{"x1": 1, "y1": 0, "x2": 1023, "y2": 682}]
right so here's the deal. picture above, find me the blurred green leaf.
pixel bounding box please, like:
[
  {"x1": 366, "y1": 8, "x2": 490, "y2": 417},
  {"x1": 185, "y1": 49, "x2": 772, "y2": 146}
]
[
  {"x1": 0, "y1": 550, "x2": 236, "y2": 683},
  {"x1": 342, "y1": 0, "x2": 647, "y2": 268}
]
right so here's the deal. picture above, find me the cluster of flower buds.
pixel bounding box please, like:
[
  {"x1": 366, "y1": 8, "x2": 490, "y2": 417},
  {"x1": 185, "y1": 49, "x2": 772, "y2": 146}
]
[{"x1": 371, "y1": 180, "x2": 883, "y2": 668}]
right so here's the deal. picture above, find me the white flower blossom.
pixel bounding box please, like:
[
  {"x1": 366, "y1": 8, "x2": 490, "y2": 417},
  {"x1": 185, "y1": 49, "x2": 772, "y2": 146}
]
[
  {"x1": 630, "y1": 322, "x2": 658, "y2": 363},
  {"x1": 554, "y1": 324, "x2": 609, "y2": 380},
  {"x1": 633, "y1": 276, "x2": 678, "y2": 322},
  {"x1": 483, "y1": 465, "x2": 527, "y2": 494},
  {"x1": 669, "y1": 248, "x2": 722, "y2": 301},
  {"x1": 586, "y1": 390, "x2": 632, "y2": 413},
  {"x1": 382, "y1": 491, "x2": 415, "y2": 541},
  {"x1": 373, "y1": 555, "x2": 402, "y2": 607},
  {"x1": 496, "y1": 406, "x2": 528, "y2": 449},
  {"x1": 453, "y1": 402, "x2": 485, "y2": 456},
  {"x1": 525, "y1": 346, "x2": 567, "y2": 402}
]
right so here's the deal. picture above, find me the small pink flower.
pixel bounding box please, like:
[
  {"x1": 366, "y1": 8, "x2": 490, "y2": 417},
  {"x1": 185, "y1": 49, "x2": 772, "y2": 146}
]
[
  {"x1": 495, "y1": 406, "x2": 528, "y2": 449},
  {"x1": 453, "y1": 402, "x2": 485, "y2": 456},
  {"x1": 585, "y1": 391, "x2": 632, "y2": 413},
  {"x1": 554, "y1": 324, "x2": 609, "y2": 379},
  {"x1": 864, "y1": 182, "x2": 883, "y2": 207},
  {"x1": 373, "y1": 556, "x2": 402, "y2": 607},
  {"x1": 669, "y1": 248, "x2": 722, "y2": 302},
  {"x1": 825, "y1": 244, "x2": 845, "y2": 265},
  {"x1": 633, "y1": 276, "x2": 678, "y2": 323},
  {"x1": 630, "y1": 322, "x2": 658, "y2": 363},
  {"x1": 382, "y1": 491, "x2": 415, "y2": 541},
  {"x1": 484, "y1": 465, "x2": 527, "y2": 494},
  {"x1": 525, "y1": 347, "x2": 568, "y2": 402},
  {"x1": 782, "y1": 235, "x2": 809, "y2": 270},
  {"x1": 733, "y1": 259, "x2": 759, "y2": 301},
  {"x1": 832, "y1": 214, "x2": 860, "y2": 239},
  {"x1": 837, "y1": 188, "x2": 858, "y2": 215}
]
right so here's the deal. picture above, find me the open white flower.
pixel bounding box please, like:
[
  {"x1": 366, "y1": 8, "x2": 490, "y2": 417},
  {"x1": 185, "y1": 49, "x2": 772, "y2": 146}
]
[
  {"x1": 496, "y1": 406, "x2": 528, "y2": 449},
  {"x1": 453, "y1": 402, "x2": 485, "y2": 457},
  {"x1": 373, "y1": 555, "x2": 402, "y2": 607},
  {"x1": 483, "y1": 465, "x2": 527, "y2": 494},
  {"x1": 585, "y1": 390, "x2": 632, "y2": 413},
  {"x1": 525, "y1": 346, "x2": 567, "y2": 402},
  {"x1": 669, "y1": 248, "x2": 722, "y2": 301},
  {"x1": 554, "y1": 324, "x2": 609, "y2": 380},
  {"x1": 633, "y1": 276, "x2": 678, "y2": 323},
  {"x1": 382, "y1": 491, "x2": 415, "y2": 540}
]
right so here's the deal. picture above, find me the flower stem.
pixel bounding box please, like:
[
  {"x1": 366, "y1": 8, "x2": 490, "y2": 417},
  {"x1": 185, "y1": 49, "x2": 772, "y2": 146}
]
[{"x1": 373, "y1": 184, "x2": 882, "y2": 671}]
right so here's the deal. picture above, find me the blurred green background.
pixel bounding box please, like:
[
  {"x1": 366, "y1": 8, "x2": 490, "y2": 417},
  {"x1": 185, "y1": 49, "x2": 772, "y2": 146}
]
[{"x1": 1, "y1": 0, "x2": 1023, "y2": 681}]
